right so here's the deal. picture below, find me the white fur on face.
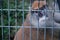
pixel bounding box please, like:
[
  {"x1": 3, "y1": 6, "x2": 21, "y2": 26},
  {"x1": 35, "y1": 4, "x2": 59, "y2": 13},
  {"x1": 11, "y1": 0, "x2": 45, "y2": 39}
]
[
  {"x1": 39, "y1": 16, "x2": 46, "y2": 23},
  {"x1": 30, "y1": 14, "x2": 48, "y2": 28},
  {"x1": 39, "y1": 16, "x2": 47, "y2": 27}
]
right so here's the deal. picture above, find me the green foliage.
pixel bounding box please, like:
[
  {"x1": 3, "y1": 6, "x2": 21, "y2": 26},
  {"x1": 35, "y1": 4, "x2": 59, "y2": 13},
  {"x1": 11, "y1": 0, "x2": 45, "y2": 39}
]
[{"x1": 0, "y1": 0, "x2": 29, "y2": 40}]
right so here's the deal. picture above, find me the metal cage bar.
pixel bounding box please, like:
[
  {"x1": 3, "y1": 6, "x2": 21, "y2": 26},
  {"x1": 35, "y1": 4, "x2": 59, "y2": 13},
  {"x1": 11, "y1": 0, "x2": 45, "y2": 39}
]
[
  {"x1": 30, "y1": 0, "x2": 32, "y2": 40},
  {"x1": 0, "y1": 0, "x2": 3, "y2": 40},
  {"x1": 44, "y1": 0, "x2": 46, "y2": 40},
  {"x1": 22, "y1": 0, "x2": 24, "y2": 40},
  {"x1": 15, "y1": 0, "x2": 18, "y2": 40},
  {"x1": 8, "y1": 0, "x2": 10, "y2": 40}
]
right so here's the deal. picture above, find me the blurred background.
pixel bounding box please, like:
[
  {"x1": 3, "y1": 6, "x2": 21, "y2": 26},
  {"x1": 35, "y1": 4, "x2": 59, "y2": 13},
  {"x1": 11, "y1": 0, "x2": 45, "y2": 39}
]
[{"x1": 0, "y1": 0, "x2": 30, "y2": 40}]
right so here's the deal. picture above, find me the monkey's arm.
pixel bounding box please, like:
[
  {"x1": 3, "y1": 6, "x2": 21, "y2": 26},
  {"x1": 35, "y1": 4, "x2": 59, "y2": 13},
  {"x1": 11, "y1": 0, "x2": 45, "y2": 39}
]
[
  {"x1": 54, "y1": 12, "x2": 60, "y2": 27},
  {"x1": 14, "y1": 29, "x2": 22, "y2": 40}
]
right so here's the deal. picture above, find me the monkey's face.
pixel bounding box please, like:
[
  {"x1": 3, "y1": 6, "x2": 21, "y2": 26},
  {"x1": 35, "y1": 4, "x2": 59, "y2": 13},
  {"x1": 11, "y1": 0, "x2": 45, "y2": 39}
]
[
  {"x1": 29, "y1": 1, "x2": 60, "y2": 28},
  {"x1": 29, "y1": 1, "x2": 49, "y2": 28}
]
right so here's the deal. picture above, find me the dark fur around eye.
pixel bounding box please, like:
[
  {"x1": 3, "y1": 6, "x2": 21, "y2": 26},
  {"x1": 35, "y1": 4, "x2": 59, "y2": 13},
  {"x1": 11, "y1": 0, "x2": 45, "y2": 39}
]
[
  {"x1": 31, "y1": 10, "x2": 43, "y2": 17},
  {"x1": 31, "y1": 5, "x2": 48, "y2": 17},
  {"x1": 31, "y1": 10, "x2": 40, "y2": 13}
]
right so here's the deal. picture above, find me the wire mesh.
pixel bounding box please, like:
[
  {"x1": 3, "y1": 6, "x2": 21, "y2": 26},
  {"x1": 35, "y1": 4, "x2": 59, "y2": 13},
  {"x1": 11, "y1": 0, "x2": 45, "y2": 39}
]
[{"x1": 0, "y1": 0, "x2": 60, "y2": 40}]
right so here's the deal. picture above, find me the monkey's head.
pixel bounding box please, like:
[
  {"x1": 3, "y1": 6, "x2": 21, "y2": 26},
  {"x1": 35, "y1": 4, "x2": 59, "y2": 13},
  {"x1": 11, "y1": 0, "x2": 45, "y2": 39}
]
[
  {"x1": 28, "y1": 1, "x2": 49, "y2": 28},
  {"x1": 28, "y1": 0, "x2": 60, "y2": 28}
]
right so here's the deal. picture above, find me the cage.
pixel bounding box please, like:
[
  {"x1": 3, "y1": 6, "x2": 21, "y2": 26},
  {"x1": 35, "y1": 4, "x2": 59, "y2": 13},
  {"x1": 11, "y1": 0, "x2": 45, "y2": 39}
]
[{"x1": 0, "y1": 0, "x2": 60, "y2": 40}]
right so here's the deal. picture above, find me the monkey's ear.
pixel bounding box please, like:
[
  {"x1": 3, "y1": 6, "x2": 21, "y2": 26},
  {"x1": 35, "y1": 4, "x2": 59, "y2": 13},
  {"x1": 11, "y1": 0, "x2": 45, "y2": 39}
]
[
  {"x1": 32, "y1": 1, "x2": 39, "y2": 9},
  {"x1": 32, "y1": 1, "x2": 46, "y2": 9}
]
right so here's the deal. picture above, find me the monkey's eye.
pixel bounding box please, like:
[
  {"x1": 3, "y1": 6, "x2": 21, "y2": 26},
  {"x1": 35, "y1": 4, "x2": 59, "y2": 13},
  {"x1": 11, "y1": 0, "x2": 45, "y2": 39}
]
[
  {"x1": 31, "y1": 10, "x2": 43, "y2": 17},
  {"x1": 31, "y1": 11, "x2": 39, "y2": 13}
]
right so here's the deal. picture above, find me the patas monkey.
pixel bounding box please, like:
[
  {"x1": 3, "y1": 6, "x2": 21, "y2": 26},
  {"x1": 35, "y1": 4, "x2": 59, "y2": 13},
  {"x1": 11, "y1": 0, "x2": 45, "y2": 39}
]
[{"x1": 14, "y1": 0, "x2": 60, "y2": 40}]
